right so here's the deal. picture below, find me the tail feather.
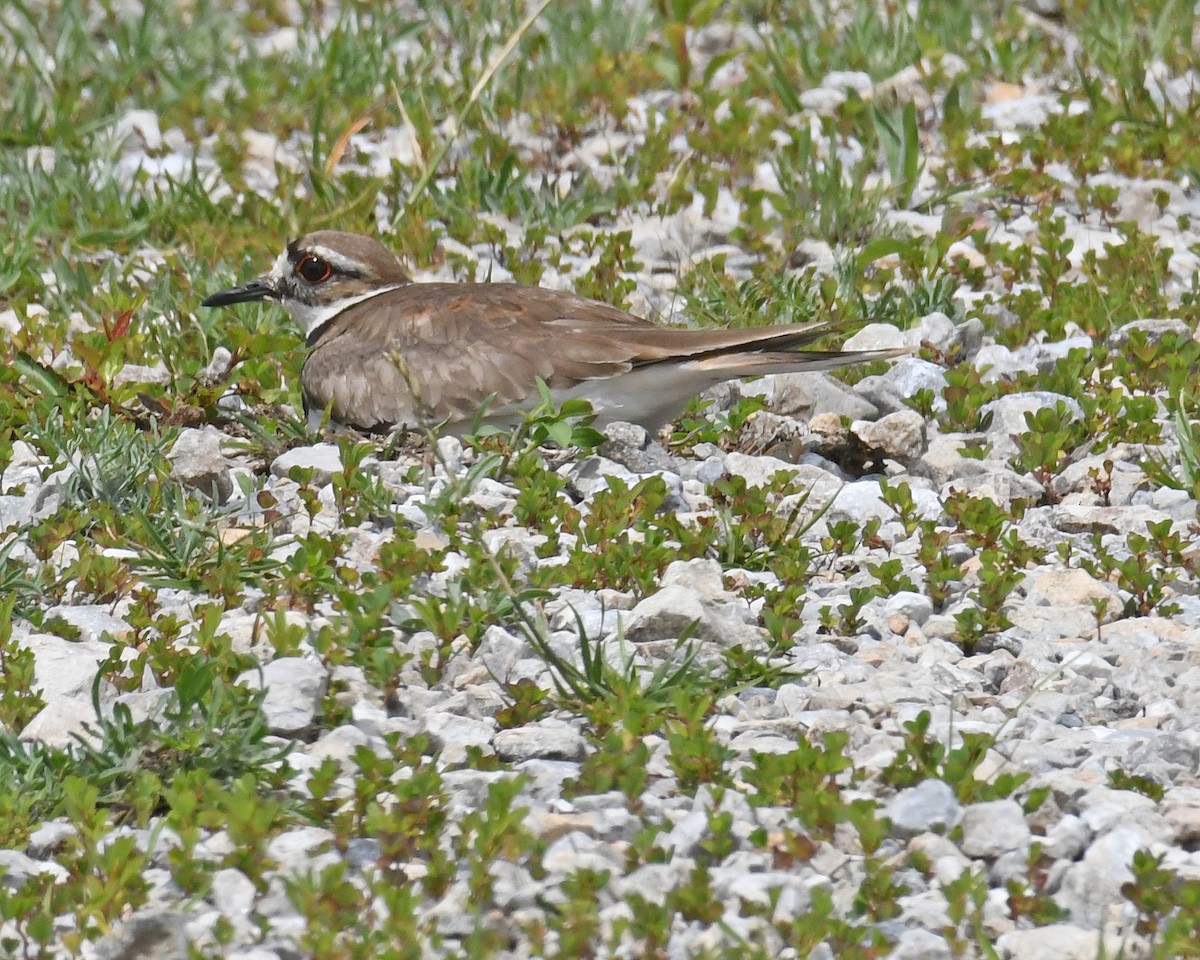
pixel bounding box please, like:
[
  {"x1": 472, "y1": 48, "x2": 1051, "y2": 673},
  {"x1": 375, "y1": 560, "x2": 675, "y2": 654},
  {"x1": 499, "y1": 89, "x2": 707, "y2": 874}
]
[{"x1": 688, "y1": 345, "x2": 909, "y2": 376}]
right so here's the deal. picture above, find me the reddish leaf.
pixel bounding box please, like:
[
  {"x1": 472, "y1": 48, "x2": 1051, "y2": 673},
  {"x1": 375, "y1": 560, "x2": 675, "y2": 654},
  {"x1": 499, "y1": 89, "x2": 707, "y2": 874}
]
[
  {"x1": 78, "y1": 368, "x2": 116, "y2": 409},
  {"x1": 107, "y1": 306, "x2": 135, "y2": 341}
]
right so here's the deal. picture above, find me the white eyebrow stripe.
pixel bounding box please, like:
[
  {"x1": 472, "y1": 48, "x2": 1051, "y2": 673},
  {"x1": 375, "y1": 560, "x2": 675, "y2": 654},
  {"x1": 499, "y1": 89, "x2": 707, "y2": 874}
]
[{"x1": 308, "y1": 245, "x2": 367, "y2": 274}]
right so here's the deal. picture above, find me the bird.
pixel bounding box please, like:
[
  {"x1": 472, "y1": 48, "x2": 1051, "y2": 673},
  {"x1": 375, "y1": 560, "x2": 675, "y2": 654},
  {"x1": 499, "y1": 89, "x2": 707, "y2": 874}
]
[{"x1": 201, "y1": 230, "x2": 904, "y2": 434}]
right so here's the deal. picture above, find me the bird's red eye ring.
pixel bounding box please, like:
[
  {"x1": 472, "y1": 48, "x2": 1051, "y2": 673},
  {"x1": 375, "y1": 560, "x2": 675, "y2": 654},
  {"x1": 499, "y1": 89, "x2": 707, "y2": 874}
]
[{"x1": 296, "y1": 255, "x2": 332, "y2": 283}]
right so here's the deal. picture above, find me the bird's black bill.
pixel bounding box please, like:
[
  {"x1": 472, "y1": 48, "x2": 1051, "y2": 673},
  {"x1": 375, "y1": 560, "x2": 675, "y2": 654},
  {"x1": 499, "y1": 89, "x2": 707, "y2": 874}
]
[{"x1": 201, "y1": 277, "x2": 278, "y2": 307}]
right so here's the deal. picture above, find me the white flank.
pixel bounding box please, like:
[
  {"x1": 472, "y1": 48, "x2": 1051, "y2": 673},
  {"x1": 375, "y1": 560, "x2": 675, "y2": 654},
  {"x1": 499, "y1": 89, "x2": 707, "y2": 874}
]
[{"x1": 286, "y1": 284, "x2": 406, "y2": 340}]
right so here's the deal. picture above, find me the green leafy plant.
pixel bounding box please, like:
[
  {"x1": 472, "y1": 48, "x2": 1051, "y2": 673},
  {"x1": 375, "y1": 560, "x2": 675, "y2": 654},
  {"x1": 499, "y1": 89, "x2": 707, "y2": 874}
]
[
  {"x1": 768, "y1": 124, "x2": 890, "y2": 248},
  {"x1": 1079, "y1": 521, "x2": 1185, "y2": 619},
  {"x1": 1121, "y1": 849, "x2": 1200, "y2": 957},
  {"x1": 880, "y1": 711, "x2": 1044, "y2": 808},
  {"x1": 743, "y1": 731, "x2": 863, "y2": 839},
  {"x1": 526, "y1": 609, "x2": 705, "y2": 723},
  {"x1": 665, "y1": 689, "x2": 735, "y2": 790},
  {"x1": 0, "y1": 594, "x2": 44, "y2": 732},
  {"x1": 0, "y1": 656, "x2": 291, "y2": 827},
  {"x1": 469, "y1": 377, "x2": 606, "y2": 454},
  {"x1": 1143, "y1": 388, "x2": 1200, "y2": 498}
]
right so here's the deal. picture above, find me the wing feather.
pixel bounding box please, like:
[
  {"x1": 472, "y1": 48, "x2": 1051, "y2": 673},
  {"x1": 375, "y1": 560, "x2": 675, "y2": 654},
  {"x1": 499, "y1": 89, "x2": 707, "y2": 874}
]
[{"x1": 302, "y1": 281, "x2": 873, "y2": 431}]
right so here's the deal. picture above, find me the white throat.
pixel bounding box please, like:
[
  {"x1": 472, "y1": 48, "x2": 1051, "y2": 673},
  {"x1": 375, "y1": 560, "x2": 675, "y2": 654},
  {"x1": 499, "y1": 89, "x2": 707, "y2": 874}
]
[{"x1": 286, "y1": 284, "x2": 405, "y2": 340}]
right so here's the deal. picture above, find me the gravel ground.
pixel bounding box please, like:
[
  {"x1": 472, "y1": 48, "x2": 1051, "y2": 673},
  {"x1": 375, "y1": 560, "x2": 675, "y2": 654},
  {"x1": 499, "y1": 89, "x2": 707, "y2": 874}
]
[{"x1": 3, "y1": 1, "x2": 1200, "y2": 959}]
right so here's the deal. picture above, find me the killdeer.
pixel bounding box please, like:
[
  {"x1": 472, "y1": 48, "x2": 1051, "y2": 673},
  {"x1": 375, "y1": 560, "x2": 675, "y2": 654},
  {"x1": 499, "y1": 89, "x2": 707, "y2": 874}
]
[{"x1": 202, "y1": 230, "x2": 904, "y2": 434}]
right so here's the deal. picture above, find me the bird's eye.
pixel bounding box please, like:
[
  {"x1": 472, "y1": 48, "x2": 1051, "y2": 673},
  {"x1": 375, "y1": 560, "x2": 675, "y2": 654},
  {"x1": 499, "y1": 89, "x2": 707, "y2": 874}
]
[{"x1": 295, "y1": 255, "x2": 332, "y2": 283}]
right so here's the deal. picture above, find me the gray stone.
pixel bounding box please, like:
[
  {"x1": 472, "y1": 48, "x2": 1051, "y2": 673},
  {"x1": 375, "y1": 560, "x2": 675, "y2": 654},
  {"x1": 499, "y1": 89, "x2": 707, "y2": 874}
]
[
  {"x1": 974, "y1": 344, "x2": 1038, "y2": 381},
  {"x1": 745, "y1": 372, "x2": 880, "y2": 421},
  {"x1": 168, "y1": 427, "x2": 233, "y2": 502},
  {"x1": 888, "y1": 928, "x2": 954, "y2": 960},
  {"x1": 680, "y1": 454, "x2": 726, "y2": 486},
  {"x1": 110, "y1": 689, "x2": 173, "y2": 726},
  {"x1": 723, "y1": 451, "x2": 804, "y2": 489},
  {"x1": 17, "y1": 632, "x2": 113, "y2": 701},
  {"x1": 943, "y1": 463, "x2": 1045, "y2": 507},
  {"x1": 659, "y1": 809, "x2": 708, "y2": 858},
  {"x1": 885, "y1": 780, "x2": 962, "y2": 837},
  {"x1": 984, "y1": 93, "x2": 1060, "y2": 128},
  {"x1": 909, "y1": 833, "x2": 970, "y2": 884},
  {"x1": 41, "y1": 605, "x2": 132, "y2": 644},
  {"x1": 854, "y1": 358, "x2": 948, "y2": 416},
  {"x1": 1052, "y1": 504, "x2": 1174, "y2": 538},
  {"x1": 883, "y1": 592, "x2": 934, "y2": 625},
  {"x1": 919, "y1": 435, "x2": 985, "y2": 486},
  {"x1": 0, "y1": 490, "x2": 36, "y2": 528},
  {"x1": 112, "y1": 109, "x2": 163, "y2": 150},
  {"x1": 822, "y1": 70, "x2": 874, "y2": 96},
  {"x1": 475, "y1": 625, "x2": 527, "y2": 682},
  {"x1": 1129, "y1": 732, "x2": 1200, "y2": 776},
  {"x1": 1163, "y1": 791, "x2": 1200, "y2": 845},
  {"x1": 422, "y1": 712, "x2": 496, "y2": 751},
  {"x1": 1108, "y1": 317, "x2": 1192, "y2": 348},
  {"x1": 490, "y1": 860, "x2": 542, "y2": 910},
  {"x1": 1023, "y1": 568, "x2": 1120, "y2": 612},
  {"x1": 1055, "y1": 825, "x2": 1158, "y2": 925},
  {"x1": 878, "y1": 54, "x2": 969, "y2": 108},
  {"x1": 1041, "y1": 815, "x2": 1089, "y2": 861},
  {"x1": 622, "y1": 583, "x2": 759, "y2": 647},
  {"x1": 421, "y1": 878, "x2": 477, "y2": 936},
  {"x1": 237, "y1": 658, "x2": 328, "y2": 736},
  {"x1": 825, "y1": 480, "x2": 941, "y2": 527},
  {"x1": 1146, "y1": 63, "x2": 1200, "y2": 113},
  {"x1": 1062, "y1": 223, "x2": 1126, "y2": 270},
  {"x1": 1029, "y1": 336, "x2": 1094, "y2": 370},
  {"x1": 996, "y1": 924, "x2": 1131, "y2": 960},
  {"x1": 564, "y1": 455, "x2": 643, "y2": 498},
  {"x1": 609, "y1": 862, "x2": 680, "y2": 905},
  {"x1": 265, "y1": 826, "x2": 339, "y2": 875},
  {"x1": 304, "y1": 724, "x2": 376, "y2": 764},
  {"x1": 480, "y1": 527, "x2": 541, "y2": 568},
  {"x1": 345, "y1": 837, "x2": 382, "y2": 869},
  {"x1": 798, "y1": 86, "x2": 847, "y2": 114},
  {"x1": 547, "y1": 592, "x2": 626, "y2": 641},
  {"x1": 542, "y1": 831, "x2": 625, "y2": 874},
  {"x1": 270, "y1": 444, "x2": 343, "y2": 486},
  {"x1": 843, "y1": 322, "x2": 909, "y2": 352},
  {"x1": 600, "y1": 422, "x2": 676, "y2": 474},
  {"x1": 210, "y1": 867, "x2": 257, "y2": 920},
  {"x1": 442, "y1": 771, "x2": 520, "y2": 815},
  {"x1": 19, "y1": 697, "x2": 96, "y2": 746},
  {"x1": 959, "y1": 800, "x2": 1030, "y2": 857},
  {"x1": 26, "y1": 821, "x2": 77, "y2": 859},
  {"x1": 852, "y1": 409, "x2": 927, "y2": 462},
  {"x1": 1148, "y1": 486, "x2": 1195, "y2": 517},
  {"x1": 494, "y1": 726, "x2": 586, "y2": 762},
  {"x1": 435, "y1": 436, "x2": 463, "y2": 474},
  {"x1": 0, "y1": 848, "x2": 70, "y2": 886},
  {"x1": 92, "y1": 909, "x2": 188, "y2": 960},
  {"x1": 202, "y1": 346, "x2": 233, "y2": 379},
  {"x1": 659, "y1": 557, "x2": 727, "y2": 600},
  {"x1": 719, "y1": 870, "x2": 813, "y2": 921},
  {"x1": 349, "y1": 700, "x2": 389, "y2": 738},
  {"x1": 1076, "y1": 787, "x2": 1172, "y2": 839},
  {"x1": 914, "y1": 312, "x2": 956, "y2": 352}
]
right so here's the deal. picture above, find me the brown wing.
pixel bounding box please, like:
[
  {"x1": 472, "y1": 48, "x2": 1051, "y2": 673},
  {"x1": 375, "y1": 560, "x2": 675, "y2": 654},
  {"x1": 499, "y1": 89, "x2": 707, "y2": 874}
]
[{"x1": 302, "y1": 282, "x2": 837, "y2": 430}]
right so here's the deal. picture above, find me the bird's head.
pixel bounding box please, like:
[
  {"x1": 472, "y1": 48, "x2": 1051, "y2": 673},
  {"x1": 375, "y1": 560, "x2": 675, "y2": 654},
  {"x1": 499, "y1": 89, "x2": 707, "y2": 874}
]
[{"x1": 201, "y1": 230, "x2": 412, "y2": 339}]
